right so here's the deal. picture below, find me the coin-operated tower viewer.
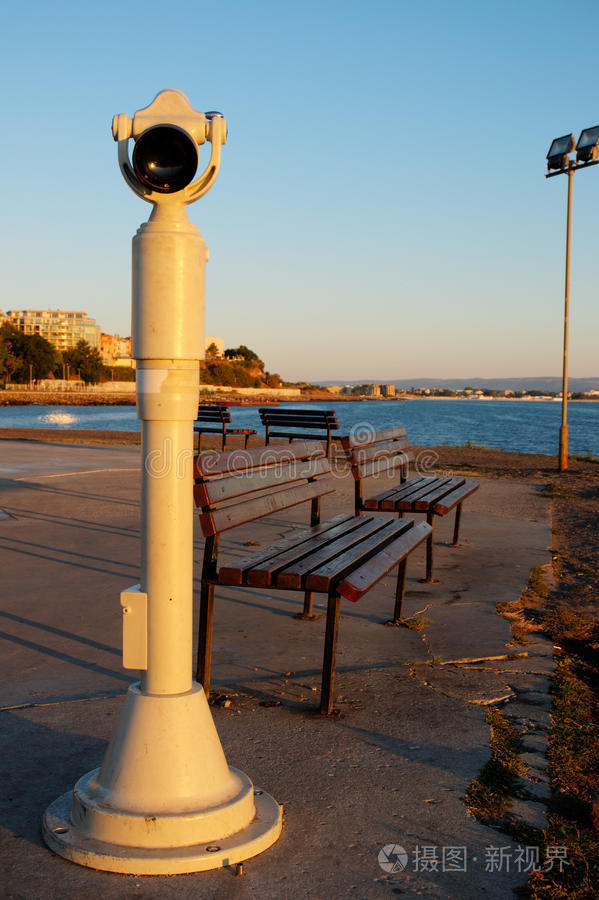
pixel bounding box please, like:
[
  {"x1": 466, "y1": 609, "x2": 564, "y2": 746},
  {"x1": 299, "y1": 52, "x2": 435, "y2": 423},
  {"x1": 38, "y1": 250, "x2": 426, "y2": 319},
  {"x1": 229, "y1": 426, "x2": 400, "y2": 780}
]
[{"x1": 42, "y1": 89, "x2": 281, "y2": 875}]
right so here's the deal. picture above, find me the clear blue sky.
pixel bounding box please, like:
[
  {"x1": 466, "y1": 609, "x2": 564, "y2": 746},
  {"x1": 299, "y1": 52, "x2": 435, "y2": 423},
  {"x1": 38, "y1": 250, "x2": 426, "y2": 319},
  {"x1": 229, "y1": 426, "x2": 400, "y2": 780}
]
[{"x1": 2, "y1": 0, "x2": 598, "y2": 382}]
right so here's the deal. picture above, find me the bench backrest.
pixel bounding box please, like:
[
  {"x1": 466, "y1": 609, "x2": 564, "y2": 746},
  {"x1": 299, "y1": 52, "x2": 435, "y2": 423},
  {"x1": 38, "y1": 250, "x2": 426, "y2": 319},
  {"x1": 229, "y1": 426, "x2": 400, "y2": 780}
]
[
  {"x1": 258, "y1": 407, "x2": 339, "y2": 433},
  {"x1": 341, "y1": 426, "x2": 413, "y2": 481},
  {"x1": 193, "y1": 442, "x2": 334, "y2": 537},
  {"x1": 196, "y1": 404, "x2": 232, "y2": 425}
]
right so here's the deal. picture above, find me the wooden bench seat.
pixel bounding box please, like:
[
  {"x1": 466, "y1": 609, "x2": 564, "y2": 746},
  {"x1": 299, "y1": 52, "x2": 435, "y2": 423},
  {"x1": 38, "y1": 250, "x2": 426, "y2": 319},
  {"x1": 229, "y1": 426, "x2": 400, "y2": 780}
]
[
  {"x1": 194, "y1": 442, "x2": 431, "y2": 715},
  {"x1": 194, "y1": 403, "x2": 257, "y2": 451},
  {"x1": 342, "y1": 427, "x2": 478, "y2": 583},
  {"x1": 259, "y1": 407, "x2": 340, "y2": 457}
]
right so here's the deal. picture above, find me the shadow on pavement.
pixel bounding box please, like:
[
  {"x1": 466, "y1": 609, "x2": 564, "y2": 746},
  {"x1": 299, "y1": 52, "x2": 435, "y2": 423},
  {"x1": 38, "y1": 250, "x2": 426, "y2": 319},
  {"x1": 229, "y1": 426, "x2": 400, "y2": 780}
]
[{"x1": 0, "y1": 710, "x2": 107, "y2": 846}]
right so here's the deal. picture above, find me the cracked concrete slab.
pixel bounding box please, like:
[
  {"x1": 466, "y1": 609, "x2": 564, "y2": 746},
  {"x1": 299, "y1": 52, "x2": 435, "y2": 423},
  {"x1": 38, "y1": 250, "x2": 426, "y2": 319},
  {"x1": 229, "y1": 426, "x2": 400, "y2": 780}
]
[
  {"x1": 410, "y1": 663, "x2": 516, "y2": 706},
  {"x1": 0, "y1": 441, "x2": 556, "y2": 898}
]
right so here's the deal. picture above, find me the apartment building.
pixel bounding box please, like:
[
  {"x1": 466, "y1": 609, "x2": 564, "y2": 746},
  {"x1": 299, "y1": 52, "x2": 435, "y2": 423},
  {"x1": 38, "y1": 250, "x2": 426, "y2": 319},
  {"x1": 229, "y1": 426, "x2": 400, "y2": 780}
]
[
  {"x1": 4, "y1": 309, "x2": 101, "y2": 351},
  {"x1": 101, "y1": 333, "x2": 133, "y2": 365}
]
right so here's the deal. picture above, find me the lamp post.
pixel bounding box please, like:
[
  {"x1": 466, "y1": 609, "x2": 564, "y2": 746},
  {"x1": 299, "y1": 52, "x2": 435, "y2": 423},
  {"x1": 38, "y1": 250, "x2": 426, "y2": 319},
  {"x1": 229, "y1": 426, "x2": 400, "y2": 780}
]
[{"x1": 546, "y1": 126, "x2": 599, "y2": 471}]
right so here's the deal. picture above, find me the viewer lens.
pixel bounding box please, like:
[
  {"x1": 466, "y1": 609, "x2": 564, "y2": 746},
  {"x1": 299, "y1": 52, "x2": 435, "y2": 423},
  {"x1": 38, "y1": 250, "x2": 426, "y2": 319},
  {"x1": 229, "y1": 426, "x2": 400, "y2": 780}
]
[{"x1": 133, "y1": 125, "x2": 198, "y2": 193}]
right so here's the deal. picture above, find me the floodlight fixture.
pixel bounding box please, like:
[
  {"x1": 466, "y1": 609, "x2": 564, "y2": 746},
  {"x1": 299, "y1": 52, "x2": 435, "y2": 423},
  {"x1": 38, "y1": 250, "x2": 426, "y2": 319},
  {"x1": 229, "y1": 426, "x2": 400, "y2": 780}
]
[
  {"x1": 546, "y1": 134, "x2": 575, "y2": 171},
  {"x1": 576, "y1": 125, "x2": 599, "y2": 164}
]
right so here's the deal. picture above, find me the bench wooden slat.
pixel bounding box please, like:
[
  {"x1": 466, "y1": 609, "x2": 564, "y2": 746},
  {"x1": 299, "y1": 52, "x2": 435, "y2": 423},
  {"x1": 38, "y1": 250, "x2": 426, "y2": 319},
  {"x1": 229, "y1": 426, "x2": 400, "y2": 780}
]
[
  {"x1": 365, "y1": 476, "x2": 434, "y2": 510},
  {"x1": 432, "y1": 480, "x2": 479, "y2": 515},
  {"x1": 266, "y1": 431, "x2": 337, "y2": 442},
  {"x1": 357, "y1": 451, "x2": 414, "y2": 480},
  {"x1": 194, "y1": 425, "x2": 255, "y2": 434},
  {"x1": 337, "y1": 520, "x2": 431, "y2": 603},
  {"x1": 413, "y1": 478, "x2": 465, "y2": 511},
  {"x1": 305, "y1": 518, "x2": 416, "y2": 593},
  {"x1": 260, "y1": 408, "x2": 338, "y2": 420},
  {"x1": 194, "y1": 442, "x2": 324, "y2": 478},
  {"x1": 275, "y1": 516, "x2": 388, "y2": 590},
  {"x1": 393, "y1": 477, "x2": 454, "y2": 510},
  {"x1": 351, "y1": 438, "x2": 412, "y2": 466},
  {"x1": 246, "y1": 516, "x2": 371, "y2": 587},
  {"x1": 194, "y1": 456, "x2": 331, "y2": 506},
  {"x1": 218, "y1": 514, "x2": 355, "y2": 586},
  {"x1": 341, "y1": 426, "x2": 408, "y2": 449},
  {"x1": 196, "y1": 406, "x2": 231, "y2": 423},
  {"x1": 363, "y1": 474, "x2": 427, "y2": 504},
  {"x1": 264, "y1": 416, "x2": 339, "y2": 427},
  {"x1": 199, "y1": 476, "x2": 335, "y2": 536}
]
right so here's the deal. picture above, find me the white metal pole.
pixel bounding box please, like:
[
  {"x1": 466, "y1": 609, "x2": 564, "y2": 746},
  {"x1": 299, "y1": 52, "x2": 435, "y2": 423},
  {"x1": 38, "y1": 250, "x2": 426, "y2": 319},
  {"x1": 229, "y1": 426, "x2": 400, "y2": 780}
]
[
  {"x1": 133, "y1": 202, "x2": 205, "y2": 695},
  {"x1": 559, "y1": 164, "x2": 573, "y2": 471}
]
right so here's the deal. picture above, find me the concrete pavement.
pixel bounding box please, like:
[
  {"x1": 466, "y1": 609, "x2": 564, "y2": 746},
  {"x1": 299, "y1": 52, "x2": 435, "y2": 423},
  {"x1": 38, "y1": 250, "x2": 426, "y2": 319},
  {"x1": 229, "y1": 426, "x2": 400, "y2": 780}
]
[{"x1": 0, "y1": 439, "x2": 554, "y2": 898}]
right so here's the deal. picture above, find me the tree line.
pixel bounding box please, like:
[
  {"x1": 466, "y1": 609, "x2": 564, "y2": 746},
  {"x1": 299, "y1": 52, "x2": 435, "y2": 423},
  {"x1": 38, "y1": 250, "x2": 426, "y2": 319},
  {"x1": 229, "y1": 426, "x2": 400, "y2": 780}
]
[
  {"x1": 202, "y1": 343, "x2": 282, "y2": 388},
  {"x1": 1, "y1": 328, "x2": 283, "y2": 390},
  {"x1": 0, "y1": 323, "x2": 134, "y2": 385}
]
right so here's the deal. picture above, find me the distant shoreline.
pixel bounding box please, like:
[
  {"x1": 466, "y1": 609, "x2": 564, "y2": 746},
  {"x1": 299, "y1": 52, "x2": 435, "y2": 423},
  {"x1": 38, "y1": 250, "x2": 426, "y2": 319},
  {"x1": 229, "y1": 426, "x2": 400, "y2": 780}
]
[
  {"x1": 0, "y1": 390, "x2": 597, "y2": 408},
  {"x1": 417, "y1": 396, "x2": 597, "y2": 403}
]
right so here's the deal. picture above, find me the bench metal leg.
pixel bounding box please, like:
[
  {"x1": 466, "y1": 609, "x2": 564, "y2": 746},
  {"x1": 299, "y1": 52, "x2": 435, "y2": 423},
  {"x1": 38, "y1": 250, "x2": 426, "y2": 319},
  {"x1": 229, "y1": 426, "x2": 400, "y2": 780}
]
[
  {"x1": 452, "y1": 504, "x2": 462, "y2": 546},
  {"x1": 354, "y1": 482, "x2": 363, "y2": 517},
  {"x1": 196, "y1": 580, "x2": 214, "y2": 696},
  {"x1": 320, "y1": 591, "x2": 340, "y2": 716},
  {"x1": 295, "y1": 590, "x2": 315, "y2": 620},
  {"x1": 244, "y1": 433, "x2": 250, "y2": 449},
  {"x1": 392, "y1": 558, "x2": 408, "y2": 623},
  {"x1": 422, "y1": 512, "x2": 439, "y2": 583}
]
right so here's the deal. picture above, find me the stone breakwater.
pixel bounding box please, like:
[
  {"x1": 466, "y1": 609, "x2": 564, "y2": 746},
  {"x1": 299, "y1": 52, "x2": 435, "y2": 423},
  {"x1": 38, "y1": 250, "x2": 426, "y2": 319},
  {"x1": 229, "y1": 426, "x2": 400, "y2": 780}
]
[
  {"x1": 0, "y1": 390, "x2": 136, "y2": 407},
  {"x1": 0, "y1": 389, "x2": 337, "y2": 407}
]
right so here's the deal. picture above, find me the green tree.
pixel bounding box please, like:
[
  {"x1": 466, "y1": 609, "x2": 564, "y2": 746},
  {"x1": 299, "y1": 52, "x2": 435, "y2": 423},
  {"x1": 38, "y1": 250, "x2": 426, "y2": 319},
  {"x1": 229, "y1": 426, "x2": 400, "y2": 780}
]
[
  {"x1": 0, "y1": 323, "x2": 59, "y2": 383},
  {"x1": 26, "y1": 334, "x2": 61, "y2": 381},
  {"x1": 0, "y1": 338, "x2": 11, "y2": 383},
  {"x1": 224, "y1": 345, "x2": 264, "y2": 370},
  {"x1": 102, "y1": 365, "x2": 135, "y2": 382},
  {"x1": 62, "y1": 340, "x2": 104, "y2": 384}
]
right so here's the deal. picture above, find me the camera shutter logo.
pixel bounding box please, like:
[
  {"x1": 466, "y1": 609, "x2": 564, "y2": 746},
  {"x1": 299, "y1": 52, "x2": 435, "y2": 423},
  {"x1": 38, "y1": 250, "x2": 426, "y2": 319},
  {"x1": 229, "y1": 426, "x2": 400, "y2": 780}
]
[{"x1": 379, "y1": 844, "x2": 409, "y2": 873}]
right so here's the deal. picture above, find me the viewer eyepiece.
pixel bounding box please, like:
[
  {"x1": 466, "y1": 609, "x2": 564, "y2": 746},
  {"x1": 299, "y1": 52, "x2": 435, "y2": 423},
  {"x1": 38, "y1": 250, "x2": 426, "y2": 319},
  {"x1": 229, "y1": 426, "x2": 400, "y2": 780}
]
[{"x1": 132, "y1": 124, "x2": 199, "y2": 194}]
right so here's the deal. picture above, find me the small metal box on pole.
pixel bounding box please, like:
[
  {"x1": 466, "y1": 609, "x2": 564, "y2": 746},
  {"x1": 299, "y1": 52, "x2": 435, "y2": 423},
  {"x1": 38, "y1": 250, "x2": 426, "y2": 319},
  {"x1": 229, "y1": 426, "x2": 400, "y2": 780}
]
[{"x1": 42, "y1": 89, "x2": 281, "y2": 875}]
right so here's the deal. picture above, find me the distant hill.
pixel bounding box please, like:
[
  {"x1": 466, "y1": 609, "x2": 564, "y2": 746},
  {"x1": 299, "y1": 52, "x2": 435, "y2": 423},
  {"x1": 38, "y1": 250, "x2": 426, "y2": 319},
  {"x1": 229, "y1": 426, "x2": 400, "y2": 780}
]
[{"x1": 320, "y1": 377, "x2": 599, "y2": 393}]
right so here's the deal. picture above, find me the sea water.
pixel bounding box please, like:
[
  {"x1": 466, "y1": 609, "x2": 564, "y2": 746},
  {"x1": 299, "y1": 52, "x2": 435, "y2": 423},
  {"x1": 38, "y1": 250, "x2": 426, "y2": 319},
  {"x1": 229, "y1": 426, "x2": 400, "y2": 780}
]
[{"x1": 1, "y1": 399, "x2": 597, "y2": 458}]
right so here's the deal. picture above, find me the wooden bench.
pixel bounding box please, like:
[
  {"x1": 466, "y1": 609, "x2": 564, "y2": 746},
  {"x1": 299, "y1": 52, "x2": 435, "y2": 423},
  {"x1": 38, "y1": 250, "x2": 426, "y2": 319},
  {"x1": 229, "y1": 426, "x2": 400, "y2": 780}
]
[
  {"x1": 259, "y1": 407, "x2": 340, "y2": 457},
  {"x1": 341, "y1": 427, "x2": 479, "y2": 583},
  {"x1": 193, "y1": 442, "x2": 431, "y2": 715},
  {"x1": 194, "y1": 403, "x2": 257, "y2": 451}
]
